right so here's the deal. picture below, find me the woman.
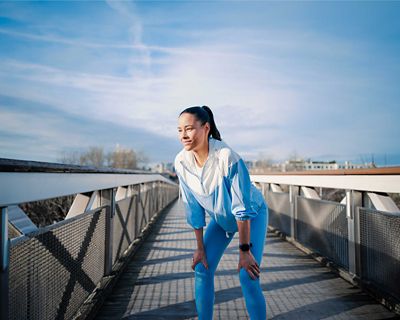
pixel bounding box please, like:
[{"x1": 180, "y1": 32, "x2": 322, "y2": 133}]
[{"x1": 174, "y1": 106, "x2": 269, "y2": 320}]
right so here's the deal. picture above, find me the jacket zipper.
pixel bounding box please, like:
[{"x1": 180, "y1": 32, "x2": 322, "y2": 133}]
[
  {"x1": 180, "y1": 151, "x2": 214, "y2": 194},
  {"x1": 180, "y1": 160, "x2": 207, "y2": 193}
]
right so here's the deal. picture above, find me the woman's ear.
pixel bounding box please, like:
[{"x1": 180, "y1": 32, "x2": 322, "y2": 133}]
[{"x1": 205, "y1": 122, "x2": 211, "y2": 136}]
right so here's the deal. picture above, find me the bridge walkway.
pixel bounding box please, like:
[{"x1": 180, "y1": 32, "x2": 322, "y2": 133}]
[{"x1": 94, "y1": 199, "x2": 397, "y2": 320}]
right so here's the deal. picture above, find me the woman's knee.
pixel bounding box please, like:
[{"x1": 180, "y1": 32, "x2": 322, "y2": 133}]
[
  {"x1": 194, "y1": 262, "x2": 213, "y2": 278},
  {"x1": 239, "y1": 268, "x2": 260, "y2": 288}
]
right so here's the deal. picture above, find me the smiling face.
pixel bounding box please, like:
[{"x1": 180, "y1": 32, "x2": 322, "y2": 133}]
[{"x1": 177, "y1": 112, "x2": 210, "y2": 152}]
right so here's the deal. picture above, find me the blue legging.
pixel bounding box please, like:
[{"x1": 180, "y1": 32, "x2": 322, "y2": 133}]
[{"x1": 194, "y1": 204, "x2": 268, "y2": 320}]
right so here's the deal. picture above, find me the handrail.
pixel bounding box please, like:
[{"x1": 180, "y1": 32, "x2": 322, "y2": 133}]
[
  {"x1": 0, "y1": 172, "x2": 176, "y2": 207},
  {"x1": 251, "y1": 170, "x2": 400, "y2": 193},
  {"x1": 251, "y1": 166, "x2": 400, "y2": 176}
]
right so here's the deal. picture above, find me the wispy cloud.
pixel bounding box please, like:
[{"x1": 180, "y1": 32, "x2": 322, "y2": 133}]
[
  {"x1": 105, "y1": 0, "x2": 152, "y2": 76},
  {"x1": 0, "y1": 95, "x2": 180, "y2": 162},
  {"x1": 0, "y1": 1, "x2": 399, "y2": 165}
]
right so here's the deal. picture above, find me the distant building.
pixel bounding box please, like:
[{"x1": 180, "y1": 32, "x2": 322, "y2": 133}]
[
  {"x1": 303, "y1": 160, "x2": 375, "y2": 171},
  {"x1": 152, "y1": 162, "x2": 174, "y2": 173},
  {"x1": 282, "y1": 159, "x2": 306, "y2": 172},
  {"x1": 151, "y1": 162, "x2": 177, "y2": 182},
  {"x1": 249, "y1": 158, "x2": 375, "y2": 174},
  {"x1": 303, "y1": 160, "x2": 336, "y2": 170}
]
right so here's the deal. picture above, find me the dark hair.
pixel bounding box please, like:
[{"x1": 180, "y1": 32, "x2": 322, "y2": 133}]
[{"x1": 179, "y1": 105, "x2": 222, "y2": 141}]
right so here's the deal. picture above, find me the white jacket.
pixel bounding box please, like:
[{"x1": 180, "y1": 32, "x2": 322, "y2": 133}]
[{"x1": 174, "y1": 136, "x2": 267, "y2": 234}]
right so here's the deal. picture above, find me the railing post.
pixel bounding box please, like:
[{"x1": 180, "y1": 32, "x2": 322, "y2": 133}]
[
  {"x1": 138, "y1": 184, "x2": 144, "y2": 232},
  {"x1": 0, "y1": 207, "x2": 9, "y2": 320},
  {"x1": 103, "y1": 188, "x2": 116, "y2": 276},
  {"x1": 289, "y1": 185, "x2": 298, "y2": 239},
  {"x1": 354, "y1": 205, "x2": 361, "y2": 277},
  {"x1": 146, "y1": 183, "x2": 150, "y2": 223},
  {"x1": 346, "y1": 189, "x2": 357, "y2": 276},
  {"x1": 135, "y1": 184, "x2": 140, "y2": 237},
  {"x1": 156, "y1": 182, "x2": 159, "y2": 212}
]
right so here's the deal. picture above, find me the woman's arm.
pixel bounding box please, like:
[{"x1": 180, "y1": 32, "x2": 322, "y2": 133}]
[
  {"x1": 237, "y1": 219, "x2": 251, "y2": 244},
  {"x1": 194, "y1": 227, "x2": 205, "y2": 250},
  {"x1": 237, "y1": 220, "x2": 260, "y2": 279},
  {"x1": 191, "y1": 227, "x2": 209, "y2": 270},
  {"x1": 225, "y1": 152, "x2": 260, "y2": 279}
]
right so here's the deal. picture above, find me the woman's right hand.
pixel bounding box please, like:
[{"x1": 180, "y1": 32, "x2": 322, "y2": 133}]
[{"x1": 191, "y1": 248, "x2": 209, "y2": 270}]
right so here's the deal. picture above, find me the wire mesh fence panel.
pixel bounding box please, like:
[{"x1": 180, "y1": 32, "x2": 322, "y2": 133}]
[
  {"x1": 296, "y1": 197, "x2": 348, "y2": 269},
  {"x1": 113, "y1": 196, "x2": 136, "y2": 262},
  {"x1": 358, "y1": 207, "x2": 400, "y2": 301},
  {"x1": 265, "y1": 191, "x2": 291, "y2": 236},
  {"x1": 9, "y1": 207, "x2": 107, "y2": 320}
]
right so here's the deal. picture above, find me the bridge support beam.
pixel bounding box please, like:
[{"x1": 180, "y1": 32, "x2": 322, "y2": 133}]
[
  {"x1": 289, "y1": 185, "x2": 299, "y2": 239},
  {"x1": 346, "y1": 190, "x2": 362, "y2": 277},
  {"x1": 0, "y1": 207, "x2": 9, "y2": 320},
  {"x1": 102, "y1": 188, "x2": 116, "y2": 276}
]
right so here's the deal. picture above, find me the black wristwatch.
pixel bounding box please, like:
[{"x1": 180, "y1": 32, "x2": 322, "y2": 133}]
[{"x1": 239, "y1": 243, "x2": 253, "y2": 252}]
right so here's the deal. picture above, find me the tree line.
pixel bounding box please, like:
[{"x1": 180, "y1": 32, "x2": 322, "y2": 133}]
[{"x1": 58, "y1": 145, "x2": 149, "y2": 170}]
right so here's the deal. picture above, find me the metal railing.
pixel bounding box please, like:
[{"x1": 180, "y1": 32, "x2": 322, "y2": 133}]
[
  {"x1": 251, "y1": 167, "x2": 400, "y2": 313},
  {"x1": 0, "y1": 159, "x2": 179, "y2": 320}
]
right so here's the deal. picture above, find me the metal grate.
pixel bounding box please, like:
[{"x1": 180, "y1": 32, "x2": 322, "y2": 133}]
[
  {"x1": 296, "y1": 197, "x2": 348, "y2": 269},
  {"x1": 265, "y1": 191, "x2": 291, "y2": 236},
  {"x1": 113, "y1": 195, "x2": 138, "y2": 263},
  {"x1": 9, "y1": 207, "x2": 106, "y2": 320},
  {"x1": 6, "y1": 181, "x2": 179, "y2": 320},
  {"x1": 111, "y1": 182, "x2": 178, "y2": 264},
  {"x1": 358, "y1": 207, "x2": 400, "y2": 301}
]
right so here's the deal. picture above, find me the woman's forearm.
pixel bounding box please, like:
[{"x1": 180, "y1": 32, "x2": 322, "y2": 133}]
[
  {"x1": 237, "y1": 219, "x2": 259, "y2": 279},
  {"x1": 237, "y1": 220, "x2": 251, "y2": 245},
  {"x1": 194, "y1": 227, "x2": 205, "y2": 250},
  {"x1": 192, "y1": 227, "x2": 208, "y2": 270}
]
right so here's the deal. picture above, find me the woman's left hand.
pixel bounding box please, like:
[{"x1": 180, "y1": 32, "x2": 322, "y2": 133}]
[{"x1": 237, "y1": 251, "x2": 260, "y2": 280}]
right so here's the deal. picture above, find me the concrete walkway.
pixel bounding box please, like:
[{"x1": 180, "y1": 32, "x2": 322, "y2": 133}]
[{"x1": 94, "y1": 199, "x2": 398, "y2": 319}]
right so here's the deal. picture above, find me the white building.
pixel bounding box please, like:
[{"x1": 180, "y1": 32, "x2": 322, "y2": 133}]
[
  {"x1": 303, "y1": 160, "x2": 375, "y2": 170},
  {"x1": 257, "y1": 159, "x2": 376, "y2": 173},
  {"x1": 152, "y1": 162, "x2": 175, "y2": 173}
]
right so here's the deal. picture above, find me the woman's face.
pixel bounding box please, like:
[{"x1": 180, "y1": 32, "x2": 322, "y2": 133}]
[{"x1": 178, "y1": 113, "x2": 210, "y2": 152}]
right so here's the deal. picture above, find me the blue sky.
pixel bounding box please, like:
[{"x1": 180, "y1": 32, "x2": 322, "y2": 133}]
[{"x1": 0, "y1": 1, "x2": 399, "y2": 166}]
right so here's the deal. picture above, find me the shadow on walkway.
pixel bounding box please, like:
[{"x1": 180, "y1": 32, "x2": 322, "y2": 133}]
[{"x1": 94, "y1": 199, "x2": 398, "y2": 320}]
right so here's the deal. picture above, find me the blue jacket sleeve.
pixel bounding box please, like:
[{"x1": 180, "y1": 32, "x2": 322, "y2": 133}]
[
  {"x1": 178, "y1": 177, "x2": 206, "y2": 229},
  {"x1": 228, "y1": 157, "x2": 258, "y2": 221}
]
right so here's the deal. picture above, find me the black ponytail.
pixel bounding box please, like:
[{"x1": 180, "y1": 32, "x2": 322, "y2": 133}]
[
  {"x1": 179, "y1": 105, "x2": 222, "y2": 141},
  {"x1": 201, "y1": 106, "x2": 221, "y2": 141}
]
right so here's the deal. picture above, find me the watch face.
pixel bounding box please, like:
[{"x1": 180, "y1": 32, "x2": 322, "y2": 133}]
[{"x1": 240, "y1": 244, "x2": 250, "y2": 251}]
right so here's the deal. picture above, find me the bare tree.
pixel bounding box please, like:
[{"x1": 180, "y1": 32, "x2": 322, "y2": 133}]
[
  {"x1": 250, "y1": 152, "x2": 278, "y2": 174},
  {"x1": 287, "y1": 149, "x2": 302, "y2": 162},
  {"x1": 136, "y1": 150, "x2": 149, "y2": 166},
  {"x1": 79, "y1": 146, "x2": 105, "y2": 167},
  {"x1": 255, "y1": 151, "x2": 274, "y2": 169},
  {"x1": 58, "y1": 145, "x2": 148, "y2": 169},
  {"x1": 106, "y1": 145, "x2": 137, "y2": 169},
  {"x1": 58, "y1": 150, "x2": 81, "y2": 165}
]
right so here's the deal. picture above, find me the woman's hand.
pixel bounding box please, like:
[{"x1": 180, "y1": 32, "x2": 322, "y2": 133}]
[
  {"x1": 192, "y1": 248, "x2": 209, "y2": 270},
  {"x1": 237, "y1": 250, "x2": 260, "y2": 280}
]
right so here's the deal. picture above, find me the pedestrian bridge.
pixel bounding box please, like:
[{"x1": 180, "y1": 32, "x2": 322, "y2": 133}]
[{"x1": 0, "y1": 159, "x2": 399, "y2": 319}]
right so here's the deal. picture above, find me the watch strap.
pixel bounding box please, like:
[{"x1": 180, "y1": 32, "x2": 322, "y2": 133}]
[{"x1": 239, "y1": 242, "x2": 253, "y2": 251}]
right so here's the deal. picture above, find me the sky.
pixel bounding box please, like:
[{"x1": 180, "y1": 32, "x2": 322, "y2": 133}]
[{"x1": 0, "y1": 0, "x2": 399, "y2": 167}]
